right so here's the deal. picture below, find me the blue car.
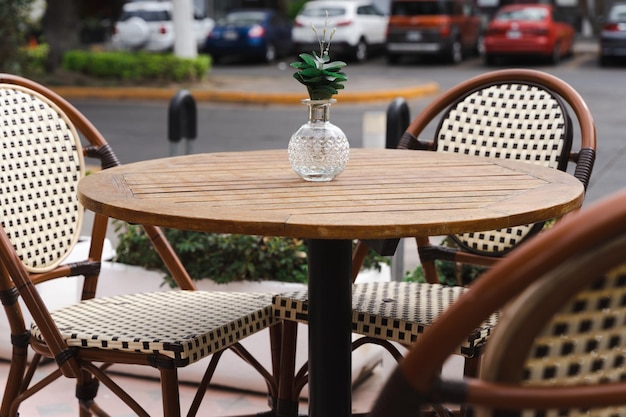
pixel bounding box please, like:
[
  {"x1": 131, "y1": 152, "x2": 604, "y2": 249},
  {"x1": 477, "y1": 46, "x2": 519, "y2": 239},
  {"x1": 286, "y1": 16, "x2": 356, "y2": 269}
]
[{"x1": 203, "y1": 9, "x2": 293, "y2": 64}]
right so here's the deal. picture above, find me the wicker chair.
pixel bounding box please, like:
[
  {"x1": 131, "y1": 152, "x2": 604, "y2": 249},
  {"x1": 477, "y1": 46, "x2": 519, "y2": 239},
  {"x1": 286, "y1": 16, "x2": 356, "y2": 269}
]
[
  {"x1": 0, "y1": 74, "x2": 279, "y2": 417},
  {"x1": 370, "y1": 188, "x2": 626, "y2": 417},
  {"x1": 272, "y1": 69, "x2": 596, "y2": 416}
]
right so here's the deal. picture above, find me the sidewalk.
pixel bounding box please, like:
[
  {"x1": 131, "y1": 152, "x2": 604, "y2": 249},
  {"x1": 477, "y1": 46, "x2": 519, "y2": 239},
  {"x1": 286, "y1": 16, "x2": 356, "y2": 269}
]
[
  {"x1": 50, "y1": 72, "x2": 439, "y2": 104},
  {"x1": 48, "y1": 36, "x2": 598, "y2": 104}
]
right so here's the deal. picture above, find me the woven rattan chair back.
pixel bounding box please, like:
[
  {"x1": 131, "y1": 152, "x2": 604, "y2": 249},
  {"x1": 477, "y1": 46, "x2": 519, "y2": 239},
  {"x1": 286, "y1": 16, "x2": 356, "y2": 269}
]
[
  {"x1": 435, "y1": 81, "x2": 573, "y2": 255},
  {"x1": 0, "y1": 84, "x2": 85, "y2": 273},
  {"x1": 475, "y1": 236, "x2": 626, "y2": 417},
  {"x1": 368, "y1": 189, "x2": 626, "y2": 417},
  {"x1": 395, "y1": 68, "x2": 595, "y2": 284},
  {"x1": 0, "y1": 74, "x2": 279, "y2": 417}
]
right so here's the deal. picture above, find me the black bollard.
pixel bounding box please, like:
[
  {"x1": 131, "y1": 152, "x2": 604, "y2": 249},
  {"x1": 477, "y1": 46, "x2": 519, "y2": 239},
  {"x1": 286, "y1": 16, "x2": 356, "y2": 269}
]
[
  {"x1": 385, "y1": 97, "x2": 410, "y2": 149},
  {"x1": 385, "y1": 97, "x2": 410, "y2": 281},
  {"x1": 168, "y1": 90, "x2": 197, "y2": 156}
]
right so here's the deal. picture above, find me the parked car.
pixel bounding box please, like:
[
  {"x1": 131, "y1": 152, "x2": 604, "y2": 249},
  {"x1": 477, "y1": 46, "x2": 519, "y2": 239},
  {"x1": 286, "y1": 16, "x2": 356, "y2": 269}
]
[
  {"x1": 292, "y1": 0, "x2": 388, "y2": 63},
  {"x1": 112, "y1": 1, "x2": 214, "y2": 52},
  {"x1": 483, "y1": 4, "x2": 575, "y2": 65},
  {"x1": 385, "y1": 0, "x2": 483, "y2": 64},
  {"x1": 202, "y1": 9, "x2": 292, "y2": 64},
  {"x1": 599, "y1": 1, "x2": 626, "y2": 66}
]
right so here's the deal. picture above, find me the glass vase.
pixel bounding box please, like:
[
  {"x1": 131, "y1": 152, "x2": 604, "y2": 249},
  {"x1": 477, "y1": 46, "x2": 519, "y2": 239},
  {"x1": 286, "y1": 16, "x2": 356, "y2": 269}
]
[{"x1": 288, "y1": 99, "x2": 350, "y2": 182}]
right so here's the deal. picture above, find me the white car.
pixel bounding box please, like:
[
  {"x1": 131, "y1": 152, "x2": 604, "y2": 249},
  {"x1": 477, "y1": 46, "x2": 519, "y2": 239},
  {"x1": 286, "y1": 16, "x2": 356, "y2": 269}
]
[
  {"x1": 112, "y1": 1, "x2": 214, "y2": 52},
  {"x1": 292, "y1": 0, "x2": 388, "y2": 62}
]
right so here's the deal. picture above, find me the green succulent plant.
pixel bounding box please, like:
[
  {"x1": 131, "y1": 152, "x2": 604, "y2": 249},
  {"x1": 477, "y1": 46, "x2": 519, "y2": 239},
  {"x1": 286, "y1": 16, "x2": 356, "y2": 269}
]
[{"x1": 290, "y1": 15, "x2": 347, "y2": 100}]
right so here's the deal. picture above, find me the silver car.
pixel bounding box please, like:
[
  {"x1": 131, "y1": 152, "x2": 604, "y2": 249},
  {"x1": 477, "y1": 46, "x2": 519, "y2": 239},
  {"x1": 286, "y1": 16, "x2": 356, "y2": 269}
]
[{"x1": 599, "y1": 1, "x2": 626, "y2": 65}]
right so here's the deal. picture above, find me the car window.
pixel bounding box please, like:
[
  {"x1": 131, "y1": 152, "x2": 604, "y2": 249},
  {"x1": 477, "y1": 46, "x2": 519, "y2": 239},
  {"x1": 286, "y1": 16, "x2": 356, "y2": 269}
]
[
  {"x1": 301, "y1": 7, "x2": 347, "y2": 17},
  {"x1": 219, "y1": 11, "x2": 266, "y2": 26},
  {"x1": 608, "y1": 4, "x2": 626, "y2": 21},
  {"x1": 120, "y1": 10, "x2": 171, "y2": 22},
  {"x1": 358, "y1": 5, "x2": 384, "y2": 16},
  {"x1": 391, "y1": 1, "x2": 458, "y2": 16},
  {"x1": 495, "y1": 7, "x2": 548, "y2": 22}
]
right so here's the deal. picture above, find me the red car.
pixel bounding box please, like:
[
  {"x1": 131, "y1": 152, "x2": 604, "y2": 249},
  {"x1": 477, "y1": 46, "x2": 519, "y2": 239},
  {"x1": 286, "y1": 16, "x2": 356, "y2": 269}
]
[{"x1": 483, "y1": 4, "x2": 575, "y2": 65}]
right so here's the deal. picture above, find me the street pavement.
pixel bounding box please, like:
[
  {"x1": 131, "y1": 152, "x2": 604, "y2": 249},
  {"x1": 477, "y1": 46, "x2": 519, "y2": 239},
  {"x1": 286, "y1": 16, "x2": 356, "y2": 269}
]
[
  {"x1": 51, "y1": 69, "x2": 440, "y2": 104},
  {"x1": 50, "y1": 37, "x2": 598, "y2": 104}
]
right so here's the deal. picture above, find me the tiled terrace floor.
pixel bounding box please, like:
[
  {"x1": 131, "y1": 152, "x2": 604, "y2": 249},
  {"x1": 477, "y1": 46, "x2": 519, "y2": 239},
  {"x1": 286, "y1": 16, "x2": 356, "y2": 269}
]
[{"x1": 0, "y1": 358, "x2": 390, "y2": 416}]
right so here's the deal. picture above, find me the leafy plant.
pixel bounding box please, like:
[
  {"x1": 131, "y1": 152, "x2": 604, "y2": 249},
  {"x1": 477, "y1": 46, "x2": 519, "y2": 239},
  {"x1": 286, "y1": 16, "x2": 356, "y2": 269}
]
[
  {"x1": 0, "y1": 0, "x2": 35, "y2": 74},
  {"x1": 62, "y1": 50, "x2": 211, "y2": 83},
  {"x1": 404, "y1": 260, "x2": 487, "y2": 287},
  {"x1": 114, "y1": 223, "x2": 389, "y2": 287},
  {"x1": 291, "y1": 13, "x2": 347, "y2": 100},
  {"x1": 403, "y1": 237, "x2": 488, "y2": 286}
]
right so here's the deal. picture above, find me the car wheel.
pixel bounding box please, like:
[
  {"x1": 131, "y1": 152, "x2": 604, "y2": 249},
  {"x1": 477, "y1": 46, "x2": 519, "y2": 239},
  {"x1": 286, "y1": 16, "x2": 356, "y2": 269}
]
[
  {"x1": 119, "y1": 16, "x2": 150, "y2": 50},
  {"x1": 386, "y1": 53, "x2": 400, "y2": 65},
  {"x1": 599, "y1": 54, "x2": 611, "y2": 67},
  {"x1": 265, "y1": 43, "x2": 277, "y2": 63},
  {"x1": 448, "y1": 39, "x2": 463, "y2": 64},
  {"x1": 354, "y1": 39, "x2": 368, "y2": 63}
]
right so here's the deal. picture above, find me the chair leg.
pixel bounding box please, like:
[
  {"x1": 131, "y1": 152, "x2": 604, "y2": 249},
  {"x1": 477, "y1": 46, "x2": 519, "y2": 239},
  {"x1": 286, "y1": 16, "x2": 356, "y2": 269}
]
[
  {"x1": 160, "y1": 367, "x2": 182, "y2": 417},
  {"x1": 276, "y1": 321, "x2": 300, "y2": 417},
  {"x1": 415, "y1": 237, "x2": 441, "y2": 284},
  {"x1": 1, "y1": 343, "x2": 28, "y2": 417},
  {"x1": 0, "y1": 285, "x2": 30, "y2": 417},
  {"x1": 460, "y1": 356, "x2": 482, "y2": 417}
]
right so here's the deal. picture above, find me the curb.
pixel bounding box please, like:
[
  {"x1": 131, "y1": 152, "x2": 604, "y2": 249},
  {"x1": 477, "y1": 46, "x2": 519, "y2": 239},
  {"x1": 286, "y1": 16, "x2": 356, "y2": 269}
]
[{"x1": 50, "y1": 82, "x2": 440, "y2": 104}]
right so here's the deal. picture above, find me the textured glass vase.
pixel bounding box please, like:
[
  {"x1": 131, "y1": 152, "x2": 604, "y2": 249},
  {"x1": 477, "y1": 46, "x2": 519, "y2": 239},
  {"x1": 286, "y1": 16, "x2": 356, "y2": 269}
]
[{"x1": 288, "y1": 99, "x2": 350, "y2": 182}]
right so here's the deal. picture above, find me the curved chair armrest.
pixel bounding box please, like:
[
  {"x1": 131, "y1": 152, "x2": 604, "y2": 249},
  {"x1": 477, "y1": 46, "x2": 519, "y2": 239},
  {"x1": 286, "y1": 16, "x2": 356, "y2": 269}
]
[{"x1": 572, "y1": 147, "x2": 596, "y2": 190}]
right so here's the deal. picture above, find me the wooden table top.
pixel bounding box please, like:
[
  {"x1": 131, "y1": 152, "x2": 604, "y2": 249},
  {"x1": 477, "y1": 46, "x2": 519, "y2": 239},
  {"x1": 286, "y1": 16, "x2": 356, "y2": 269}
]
[{"x1": 78, "y1": 148, "x2": 585, "y2": 240}]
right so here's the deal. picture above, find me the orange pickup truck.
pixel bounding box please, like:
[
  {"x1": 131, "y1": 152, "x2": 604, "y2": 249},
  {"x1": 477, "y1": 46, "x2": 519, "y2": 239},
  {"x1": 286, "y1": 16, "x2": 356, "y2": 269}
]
[{"x1": 386, "y1": 0, "x2": 483, "y2": 64}]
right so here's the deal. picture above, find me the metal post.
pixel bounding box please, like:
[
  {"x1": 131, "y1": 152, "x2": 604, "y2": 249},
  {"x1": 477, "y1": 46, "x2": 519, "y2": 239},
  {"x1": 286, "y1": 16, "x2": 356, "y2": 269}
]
[
  {"x1": 385, "y1": 97, "x2": 410, "y2": 149},
  {"x1": 386, "y1": 98, "x2": 411, "y2": 281},
  {"x1": 168, "y1": 90, "x2": 197, "y2": 156}
]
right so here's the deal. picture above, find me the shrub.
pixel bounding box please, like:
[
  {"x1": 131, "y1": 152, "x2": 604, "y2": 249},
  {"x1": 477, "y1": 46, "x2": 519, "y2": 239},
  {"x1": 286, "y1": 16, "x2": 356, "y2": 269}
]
[
  {"x1": 114, "y1": 223, "x2": 389, "y2": 287},
  {"x1": 62, "y1": 50, "x2": 211, "y2": 82},
  {"x1": 404, "y1": 259, "x2": 487, "y2": 287},
  {"x1": 403, "y1": 237, "x2": 487, "y2": 286},
  {"x1": 18, "y1": 43, "x2": 49, "y2": 76},
  {"x1": 0, "y1": 0, "x2": 35, "y2": 74}
]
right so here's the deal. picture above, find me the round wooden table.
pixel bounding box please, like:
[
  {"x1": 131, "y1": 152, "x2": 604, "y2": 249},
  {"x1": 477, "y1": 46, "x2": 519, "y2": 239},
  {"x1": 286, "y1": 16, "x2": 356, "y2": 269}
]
[{"x1": 78, "y1": 148, "x2": 584, "y2": 417}]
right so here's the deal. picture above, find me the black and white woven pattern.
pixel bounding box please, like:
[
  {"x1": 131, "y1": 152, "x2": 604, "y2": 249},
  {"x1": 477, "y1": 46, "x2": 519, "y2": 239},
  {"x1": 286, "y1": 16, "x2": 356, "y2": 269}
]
[
  {"x1": 31, "y1": 290, "x2": 275, "y2": 366},
  {"x1": 274, "y1": 281, "x2": 498, "y2": 356},
  {"x1": 0, "y1": 85, "x2": 84, "y2": 273},
  {"x1": 492, "y1": 265, "x2": 626, "y2": 417},
  {"x1": 524, "y1": 265, "x2": 626, "y2": 386},
  {"x1": 437, "y1": 83, "x2": 571, "y2": 255}
]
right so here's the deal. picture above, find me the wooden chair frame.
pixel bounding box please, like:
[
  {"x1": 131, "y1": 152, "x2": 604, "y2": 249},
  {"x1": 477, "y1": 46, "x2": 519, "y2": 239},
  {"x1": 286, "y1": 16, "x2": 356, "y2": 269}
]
[
  {"x1": 0, "y1": 74, "x2": 282, "y2": 417},
  {"x1": 370, "y1": 188, "x2": 626, "y2": 416}
]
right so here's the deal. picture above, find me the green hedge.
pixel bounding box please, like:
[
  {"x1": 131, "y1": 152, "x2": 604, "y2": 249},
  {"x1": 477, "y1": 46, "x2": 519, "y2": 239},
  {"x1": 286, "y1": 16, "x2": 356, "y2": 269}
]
[
  {"x1": 62, "y1": 50, "x2": 211, "y2": 82},
  {"x1": 115, "y1": 223, "x2": 389, "y2": 287}
]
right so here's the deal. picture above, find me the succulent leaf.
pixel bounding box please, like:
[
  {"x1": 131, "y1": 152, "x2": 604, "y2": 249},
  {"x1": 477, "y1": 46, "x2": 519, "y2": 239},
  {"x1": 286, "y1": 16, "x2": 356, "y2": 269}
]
[{"x1": 290, "y1": 17, "x2": 348, "y2": 100}]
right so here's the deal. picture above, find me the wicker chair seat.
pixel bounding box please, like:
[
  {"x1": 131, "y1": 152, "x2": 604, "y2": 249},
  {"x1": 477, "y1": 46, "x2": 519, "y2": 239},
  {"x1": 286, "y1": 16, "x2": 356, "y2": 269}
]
[
  {"x1": 32, "y1": 291, "x2": 274, "y2": 366},
  {"x1": 273, "y1": 281, "x2": 498, "y2": 356}
]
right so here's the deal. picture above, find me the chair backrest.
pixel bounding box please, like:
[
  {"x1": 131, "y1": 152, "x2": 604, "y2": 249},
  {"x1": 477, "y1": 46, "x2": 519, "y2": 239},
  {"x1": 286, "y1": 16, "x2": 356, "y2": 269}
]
[
  {"x1": 0, "y1": 83, "x2": 85, "y2": 273},
  {"x1": 475, "y1": 233, "x2": 626, "y2": 417},
  {"x1": 399, "y1": 69, "x2": 596, "y2": 256},
  {"x1": 369, "y1": 188, "x2": 626, "y2": 417},
  {"x1": 0, "y1": 73, "x2": 194, "y2": 293}
]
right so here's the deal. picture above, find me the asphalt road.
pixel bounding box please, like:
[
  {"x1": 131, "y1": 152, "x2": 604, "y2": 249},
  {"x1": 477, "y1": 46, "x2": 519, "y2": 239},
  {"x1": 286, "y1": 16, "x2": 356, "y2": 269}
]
[{"x1": 72, "y1": 51, "x2": 625, "y2": 208}]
